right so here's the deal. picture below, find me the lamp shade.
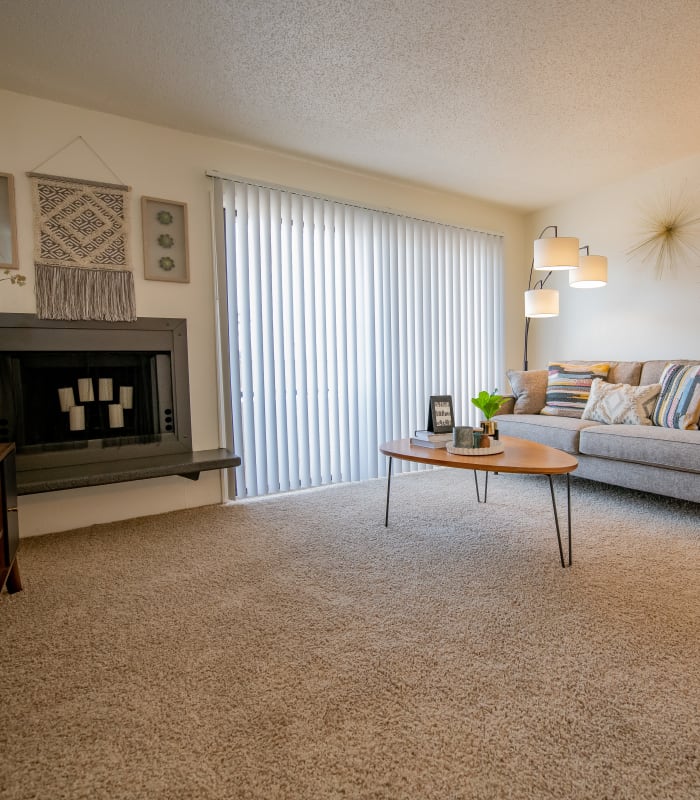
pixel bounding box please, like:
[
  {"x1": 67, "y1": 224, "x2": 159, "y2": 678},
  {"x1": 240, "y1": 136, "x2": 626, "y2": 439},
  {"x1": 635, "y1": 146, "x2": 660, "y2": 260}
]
[
  {"x1": 569, "y1": 254, "x2": 607, "y2": 288},
  {"x1": 534, "y1": 236, "x2": 579, "y2": 270},
  {"x1": 524, "y1": 288, "x2": 559, "y2": 318}
]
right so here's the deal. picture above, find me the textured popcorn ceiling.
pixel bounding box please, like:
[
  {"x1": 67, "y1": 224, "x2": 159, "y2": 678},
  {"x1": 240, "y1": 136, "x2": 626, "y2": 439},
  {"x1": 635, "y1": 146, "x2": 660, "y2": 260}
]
[{"x1": 2, "y1": 0, "x2": 700, "y2": 211}]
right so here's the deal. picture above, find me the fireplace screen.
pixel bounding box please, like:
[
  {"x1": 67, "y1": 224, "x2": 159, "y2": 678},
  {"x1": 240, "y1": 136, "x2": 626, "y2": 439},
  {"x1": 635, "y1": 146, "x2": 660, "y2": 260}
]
[{"x1": 1, "y1": 351, "x2": 174, "y2": 452}]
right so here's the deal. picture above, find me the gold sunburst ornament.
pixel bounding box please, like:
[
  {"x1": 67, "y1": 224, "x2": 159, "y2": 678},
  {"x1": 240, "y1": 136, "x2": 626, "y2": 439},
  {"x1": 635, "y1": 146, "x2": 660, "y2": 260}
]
[{"x1": 627, "y1": 192, "x2": 700, "y2": 278}]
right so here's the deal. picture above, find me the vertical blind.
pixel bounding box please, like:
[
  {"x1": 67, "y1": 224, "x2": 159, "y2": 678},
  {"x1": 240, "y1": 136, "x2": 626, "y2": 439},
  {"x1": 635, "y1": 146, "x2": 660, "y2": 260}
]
[{"x1": 214, "y1": 177, "x2": 504, "y2": 498}]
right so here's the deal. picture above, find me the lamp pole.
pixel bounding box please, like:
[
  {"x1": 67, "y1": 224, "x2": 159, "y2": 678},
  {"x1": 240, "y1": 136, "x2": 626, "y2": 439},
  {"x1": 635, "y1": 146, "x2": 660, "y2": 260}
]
[
  {"x1": 523, "y1": 231, "x2": 605, "y2": 370},
  {"x1": 523, "y1": 226, "x2": 556, "y2": 371}
]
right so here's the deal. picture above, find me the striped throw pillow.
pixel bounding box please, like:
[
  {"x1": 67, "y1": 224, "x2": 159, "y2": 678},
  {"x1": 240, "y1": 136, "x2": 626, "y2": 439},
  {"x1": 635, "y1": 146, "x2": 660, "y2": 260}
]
[
  {"x1": 651, "y1": 363, "x2": 700, "y2": 429},
  {"x1": 540, "y1": 362, "x2": 611, "y2": 418}
]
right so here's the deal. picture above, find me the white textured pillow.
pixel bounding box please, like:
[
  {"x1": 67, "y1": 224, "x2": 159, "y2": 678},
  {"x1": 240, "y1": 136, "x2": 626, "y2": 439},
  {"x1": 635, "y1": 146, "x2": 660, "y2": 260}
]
[{"x1": 582, "y1": 379, "x2": 661, "y2": 425}]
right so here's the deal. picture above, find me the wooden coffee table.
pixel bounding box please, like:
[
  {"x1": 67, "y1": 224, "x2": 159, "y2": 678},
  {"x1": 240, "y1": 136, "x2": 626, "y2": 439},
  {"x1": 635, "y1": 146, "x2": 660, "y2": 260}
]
[{"x1": 380, "y1": 436, "x2": 578, "y2": 567}]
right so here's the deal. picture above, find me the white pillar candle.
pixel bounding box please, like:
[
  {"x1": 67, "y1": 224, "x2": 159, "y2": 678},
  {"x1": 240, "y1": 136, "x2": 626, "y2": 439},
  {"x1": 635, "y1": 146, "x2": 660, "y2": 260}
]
[
  {"x1": 78, "y1": 378, "x2": 94, "y2": 402},
  {"x1": 98, "y1": 378, "x2": 113, "y2": 402},
  {"x1": 108, "y1": 403, "x2": 124, "y2": 429},
  {"x1": 119, "y1": 385, "x2": 134, "y2": 409},
  {"x1": 58, "y1": 387, "x2": 75, "y2": 413},
  {"x1": 69, "y1": 405, "x2": 85, "y2": 431}
]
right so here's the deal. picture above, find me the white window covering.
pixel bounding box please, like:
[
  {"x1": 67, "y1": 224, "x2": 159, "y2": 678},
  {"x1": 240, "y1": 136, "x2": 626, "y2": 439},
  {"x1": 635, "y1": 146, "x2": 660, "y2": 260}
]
[{"x1": 214, "y1": 177, "x2": 504, "y2": 498}]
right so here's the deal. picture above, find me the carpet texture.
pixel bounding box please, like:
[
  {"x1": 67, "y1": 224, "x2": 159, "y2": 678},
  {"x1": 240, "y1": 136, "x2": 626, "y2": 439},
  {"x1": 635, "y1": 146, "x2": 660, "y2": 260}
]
[{"x1": 1, "y1": 471, "x2": 699, "y2": 800}]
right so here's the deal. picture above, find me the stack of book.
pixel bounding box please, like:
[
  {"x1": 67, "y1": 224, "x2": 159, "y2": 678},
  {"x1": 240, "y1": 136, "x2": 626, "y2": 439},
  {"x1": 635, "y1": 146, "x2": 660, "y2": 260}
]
[{"x1": 410, "y1": 430, "x2": 453, "y2": 448}]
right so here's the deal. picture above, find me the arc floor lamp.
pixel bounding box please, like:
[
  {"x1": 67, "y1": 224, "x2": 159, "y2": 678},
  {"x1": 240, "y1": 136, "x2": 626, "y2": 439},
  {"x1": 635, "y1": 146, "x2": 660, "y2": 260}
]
[{"x1": 523, "y1": 226, "x2": 607, "y2": 370}]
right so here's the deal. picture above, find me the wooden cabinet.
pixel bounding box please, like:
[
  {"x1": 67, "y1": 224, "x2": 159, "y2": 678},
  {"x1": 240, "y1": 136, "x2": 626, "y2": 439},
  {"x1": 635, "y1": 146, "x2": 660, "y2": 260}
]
[{"x1": 1, "y1": 443, "x2": 22, "y2": 593}]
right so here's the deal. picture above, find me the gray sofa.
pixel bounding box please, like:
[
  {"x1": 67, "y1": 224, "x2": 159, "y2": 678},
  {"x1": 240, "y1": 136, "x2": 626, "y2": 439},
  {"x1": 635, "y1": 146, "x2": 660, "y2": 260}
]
[{"x1": 495, "y1": 359, "x2": 699, "y2": 503}]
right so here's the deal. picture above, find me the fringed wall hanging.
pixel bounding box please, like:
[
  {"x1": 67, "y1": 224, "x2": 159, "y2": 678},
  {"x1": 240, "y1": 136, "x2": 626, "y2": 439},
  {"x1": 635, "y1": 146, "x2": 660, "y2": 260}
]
[{"x1": 28, "y1": 172, "x2": 136, "y2": 321}]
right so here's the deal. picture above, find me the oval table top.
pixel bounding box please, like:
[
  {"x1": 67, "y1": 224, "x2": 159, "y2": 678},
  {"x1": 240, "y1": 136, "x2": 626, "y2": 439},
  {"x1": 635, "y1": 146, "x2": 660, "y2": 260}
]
[{"x1": 380, "y1": 436, "x2": 578, "y2": 475}]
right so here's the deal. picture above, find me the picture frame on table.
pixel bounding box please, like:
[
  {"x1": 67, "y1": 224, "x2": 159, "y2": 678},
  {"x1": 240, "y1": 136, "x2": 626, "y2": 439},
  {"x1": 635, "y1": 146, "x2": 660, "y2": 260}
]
[
  {"x1": 141, "y1": 196, "x2": 190, "y2": 283},
  {"x1": 428, "y1": 395, "x2": 455, "y2": 433},
  {"x1": 0, "y1": 173, "x2": 19, "y2": 270}
]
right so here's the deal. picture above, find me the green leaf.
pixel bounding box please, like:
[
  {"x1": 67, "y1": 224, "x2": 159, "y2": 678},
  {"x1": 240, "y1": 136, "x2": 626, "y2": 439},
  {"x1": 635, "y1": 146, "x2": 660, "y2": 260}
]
[{"x1": 470, "y1": 388, "x2": 507, "y2": 419}]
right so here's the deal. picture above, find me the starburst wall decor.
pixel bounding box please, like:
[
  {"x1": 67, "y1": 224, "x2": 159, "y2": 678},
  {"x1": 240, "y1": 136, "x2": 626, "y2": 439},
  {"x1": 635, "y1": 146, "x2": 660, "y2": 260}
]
[{"x1": 627, "y1": 191, "x2": 700, "y2": 278}]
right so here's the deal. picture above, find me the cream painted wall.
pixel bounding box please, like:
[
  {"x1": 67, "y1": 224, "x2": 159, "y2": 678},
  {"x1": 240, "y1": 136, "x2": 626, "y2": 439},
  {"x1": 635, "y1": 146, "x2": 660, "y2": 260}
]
[
  {"x1": 525, "y1": 153, "x2": 700, "y2": 370},
  {"x1": 1, "y1": 89, "x2": 525, "y2": 536}
]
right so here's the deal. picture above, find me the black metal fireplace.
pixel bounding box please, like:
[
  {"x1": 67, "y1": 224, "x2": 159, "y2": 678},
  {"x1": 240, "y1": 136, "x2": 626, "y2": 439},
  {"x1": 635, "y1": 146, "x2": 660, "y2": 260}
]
[
  {"x1": 0, "y1": 313, "x2": 191, "y2": 470},
  {"x1": 0, "y1": 314, "x2": 238, "y2": 495}
]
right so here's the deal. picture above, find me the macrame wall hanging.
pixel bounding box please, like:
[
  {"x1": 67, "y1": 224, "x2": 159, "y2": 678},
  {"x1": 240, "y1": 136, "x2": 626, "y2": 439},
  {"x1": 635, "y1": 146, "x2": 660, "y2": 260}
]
[{"x1": 27, "y1": 137, "x2": 136, "y2": 321}]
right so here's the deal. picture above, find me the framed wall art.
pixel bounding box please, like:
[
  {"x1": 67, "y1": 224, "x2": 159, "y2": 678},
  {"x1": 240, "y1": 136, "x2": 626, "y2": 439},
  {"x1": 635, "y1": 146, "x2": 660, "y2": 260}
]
[
  {"x1": 0, "y1": 172, "x2": 19, "y2": 270},
  {"x1": 141, "y1": 196, "x2": 189, "y2": 283}
]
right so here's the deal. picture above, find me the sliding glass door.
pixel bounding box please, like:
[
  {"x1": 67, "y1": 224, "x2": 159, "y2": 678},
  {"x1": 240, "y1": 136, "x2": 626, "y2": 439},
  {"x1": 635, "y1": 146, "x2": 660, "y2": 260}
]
[{"x1": 213, "y1": 178, "x2": 504, "y2": 498}]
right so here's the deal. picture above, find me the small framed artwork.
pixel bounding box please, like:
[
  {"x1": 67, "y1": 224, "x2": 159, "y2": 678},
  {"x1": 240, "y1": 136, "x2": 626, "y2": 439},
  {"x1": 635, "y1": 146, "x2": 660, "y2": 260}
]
[
  {"x1": 141, "y1": 197, "x2": 189, "y2": 283},
  {"x1": 0, "y1": 172, "x2": 19, "y2": 270},
  {"x1": 428, "y1": 395, "x2": 455, "y2": 433}
]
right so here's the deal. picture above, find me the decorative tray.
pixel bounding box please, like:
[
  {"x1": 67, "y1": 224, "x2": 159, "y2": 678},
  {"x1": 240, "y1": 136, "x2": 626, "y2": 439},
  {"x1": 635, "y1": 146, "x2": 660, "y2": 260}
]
[{"x1": 446, "y1": 442, "x2": 505, "y2": 456}]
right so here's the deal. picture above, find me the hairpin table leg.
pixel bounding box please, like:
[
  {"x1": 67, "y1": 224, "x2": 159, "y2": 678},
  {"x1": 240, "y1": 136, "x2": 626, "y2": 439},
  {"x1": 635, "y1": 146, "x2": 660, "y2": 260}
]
[
  {"x1": 384, "y1": 456, "x2": 393, "y2": 527},
  {"x1": 567, "y1": 473, "x2": 572, "y2": 565},
  {"x1": 548, "y1": 474, "x2": 569, "y2": 568},
  {"x1": 473, "y1": 470, "x2": 488, "y2": 503}
]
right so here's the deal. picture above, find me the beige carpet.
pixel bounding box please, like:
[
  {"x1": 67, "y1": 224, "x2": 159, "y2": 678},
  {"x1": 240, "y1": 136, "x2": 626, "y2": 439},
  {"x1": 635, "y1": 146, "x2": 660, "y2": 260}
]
[{"x1": 1, "y1": 470, "x2": 698, "y2": 800}]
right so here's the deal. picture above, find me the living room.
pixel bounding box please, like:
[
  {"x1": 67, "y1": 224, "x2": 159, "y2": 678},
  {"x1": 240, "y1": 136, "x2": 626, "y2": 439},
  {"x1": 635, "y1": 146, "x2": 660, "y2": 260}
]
[
  {"x1": 3, "y1": 96, "x2": 698, "y2": 535},
  {"x1": 1, "y1": 3, "x2": 698, "y2": 799}
]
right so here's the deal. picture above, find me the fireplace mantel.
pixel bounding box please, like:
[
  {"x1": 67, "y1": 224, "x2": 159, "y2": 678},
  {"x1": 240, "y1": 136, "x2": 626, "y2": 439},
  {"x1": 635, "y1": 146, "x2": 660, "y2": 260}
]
[{"x1": 16, "y1": 448, "x2": 240, "y2": 495}]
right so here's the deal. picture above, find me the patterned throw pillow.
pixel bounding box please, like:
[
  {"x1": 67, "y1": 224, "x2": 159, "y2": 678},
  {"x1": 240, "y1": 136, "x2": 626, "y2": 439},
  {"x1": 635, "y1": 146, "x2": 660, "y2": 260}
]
[
  {"x1": 540, "y1": 362, "x2": 611, "y2": 418},
  {"x1": 651, "y1": 363, "x2": 700, "y2": 430},
  {"x1": 506, "y1": 369, "x2": 548, "y2": 414},
  {"x1": 582, "y1": 379, "x2": 661, "y2": 425}
]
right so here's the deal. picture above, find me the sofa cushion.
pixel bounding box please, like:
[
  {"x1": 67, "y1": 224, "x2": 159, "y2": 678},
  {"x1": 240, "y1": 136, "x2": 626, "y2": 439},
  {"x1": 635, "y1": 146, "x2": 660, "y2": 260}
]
[
  {"x1": 582, "y1": 378, "x2": 661, "y2": 425},
  {"x1": 541, "y1": 362, "x2": 610, "y2": 418},
  {"x1": 496, "y1": 414, "x2": 598, "y2": 454},
  {"x1": 580, "y1": 425, "x2": 700, "y2": 473},
  {"x1": 639, "y1": 359, "x2": 694, "y2": 385},
  {"x1": 506, "y1": 369, "x2": 547, "y2": 414},
  {"x1": 651, "y1": 362, "x2": 700, "y2": 430},
  {"x1": 607, "y1": 361, "x2": 643, "y2": 386}
]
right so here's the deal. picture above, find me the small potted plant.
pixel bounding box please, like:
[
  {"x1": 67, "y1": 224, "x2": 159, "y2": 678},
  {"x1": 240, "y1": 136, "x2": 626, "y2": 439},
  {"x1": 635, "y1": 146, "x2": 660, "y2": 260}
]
[{"x1": 471, "y1": 388, "x2": 507, "y2": 443}]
